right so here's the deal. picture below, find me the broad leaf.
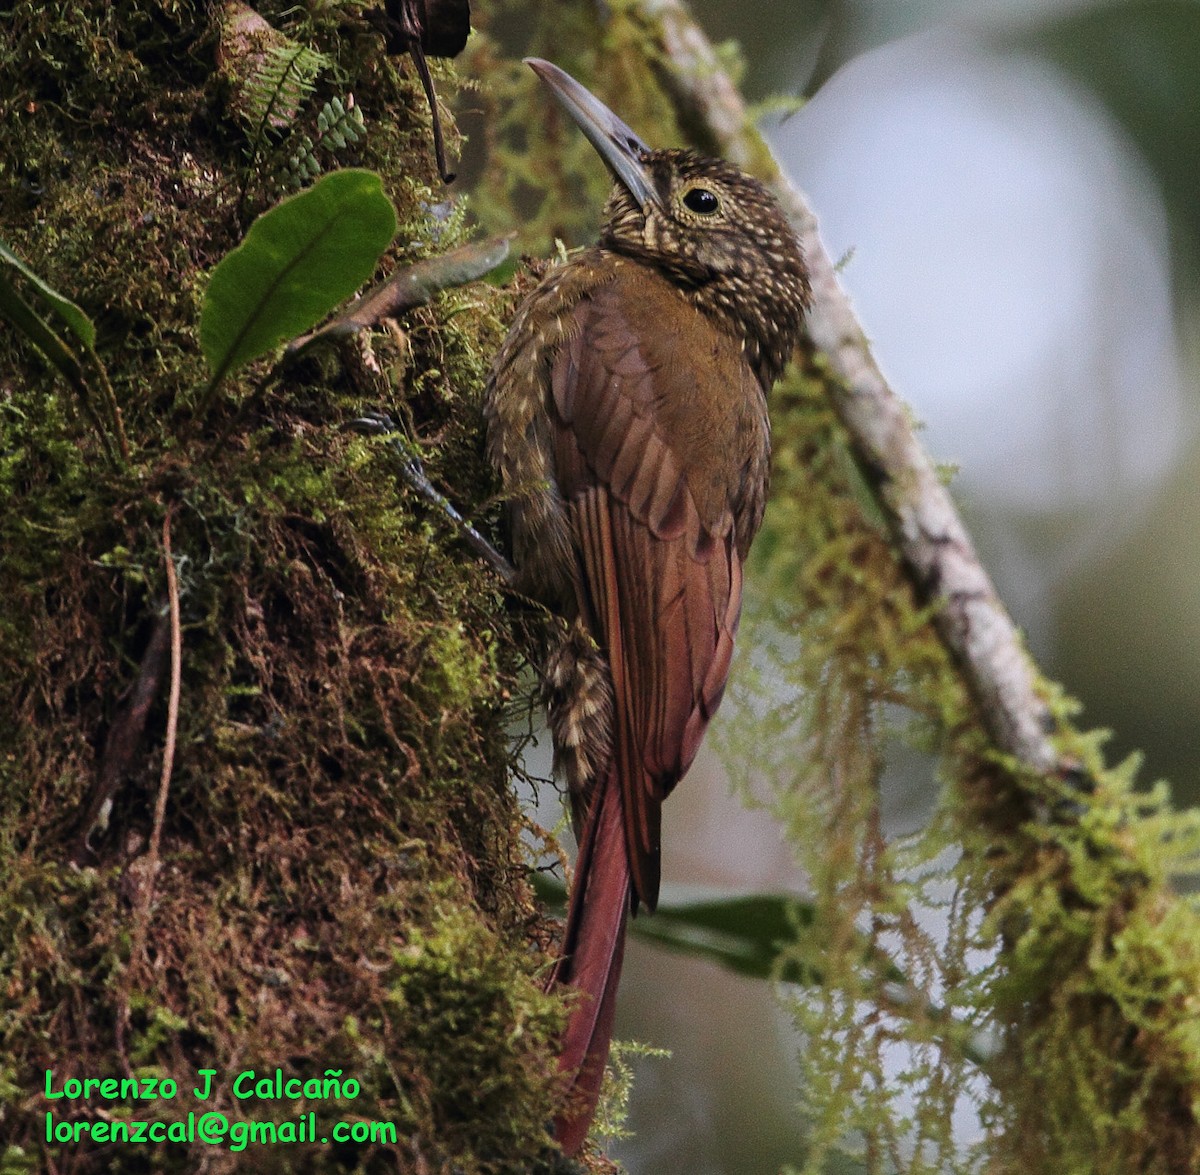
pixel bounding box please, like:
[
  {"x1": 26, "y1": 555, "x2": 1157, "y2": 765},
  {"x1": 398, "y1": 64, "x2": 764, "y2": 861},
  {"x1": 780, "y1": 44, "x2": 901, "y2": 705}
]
[
  {"x1": 631, "y1": 892, "x2": 819, "y2": 984},
  {"x1": 200, "y1": 169, "x2": 397, "y2": 390}
]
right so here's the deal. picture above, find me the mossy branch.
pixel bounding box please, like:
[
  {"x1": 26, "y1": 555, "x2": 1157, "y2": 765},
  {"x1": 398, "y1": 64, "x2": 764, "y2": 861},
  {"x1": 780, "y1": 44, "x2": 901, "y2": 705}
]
[{"x1": 630, "y1": 0, "x2": 1056, "y2": 780}]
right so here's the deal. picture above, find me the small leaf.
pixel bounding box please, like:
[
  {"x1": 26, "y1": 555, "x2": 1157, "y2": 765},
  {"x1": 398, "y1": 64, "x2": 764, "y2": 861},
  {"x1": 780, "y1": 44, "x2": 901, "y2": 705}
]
[
  {"x1": 0, "y1": 243, "x2": 130, "y2": 463},
  {"x1": 0, "y1": 267, "x2": 86, "y2": 389},
  {"x1": 200, "y1": 168, "x2": 396, "y2": 390},
  {"x1": 0, "y1": 239, "x2": 96, "y2": 350},
  {"x1": 284, "y1": 233, "x2": 513, "y2": 358}
]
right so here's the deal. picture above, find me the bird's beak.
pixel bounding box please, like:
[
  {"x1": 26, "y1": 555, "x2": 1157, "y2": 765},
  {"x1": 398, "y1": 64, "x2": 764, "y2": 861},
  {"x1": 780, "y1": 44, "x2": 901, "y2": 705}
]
[{"x1": 525, "y1": 58, "x2": 660, "y2": 212}]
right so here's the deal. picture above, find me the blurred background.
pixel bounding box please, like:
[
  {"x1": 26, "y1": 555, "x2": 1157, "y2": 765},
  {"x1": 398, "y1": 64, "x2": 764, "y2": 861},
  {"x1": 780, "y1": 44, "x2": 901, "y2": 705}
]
[{"x1": 503, "y1": 1, "x2": 1200, "y2": 1169}]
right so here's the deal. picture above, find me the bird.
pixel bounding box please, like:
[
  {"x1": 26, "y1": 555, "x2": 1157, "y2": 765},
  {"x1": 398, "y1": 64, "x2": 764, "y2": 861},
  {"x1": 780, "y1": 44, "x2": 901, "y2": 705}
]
[{"x1": 484, "y1": 58, "x2": 810, "y2": 1154}]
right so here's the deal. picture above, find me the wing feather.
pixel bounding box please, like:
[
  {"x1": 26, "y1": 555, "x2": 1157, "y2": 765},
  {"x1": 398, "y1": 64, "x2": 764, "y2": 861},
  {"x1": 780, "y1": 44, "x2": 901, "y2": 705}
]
[{"x1": 549, "y1": 264, "x2": 767, "y2": 912}]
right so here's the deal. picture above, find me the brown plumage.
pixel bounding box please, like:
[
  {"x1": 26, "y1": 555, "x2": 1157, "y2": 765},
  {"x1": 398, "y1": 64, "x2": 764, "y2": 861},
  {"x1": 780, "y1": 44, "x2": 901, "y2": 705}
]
[{"x1": 485, "y1": 60, "x2": 810, "y2": 1154}]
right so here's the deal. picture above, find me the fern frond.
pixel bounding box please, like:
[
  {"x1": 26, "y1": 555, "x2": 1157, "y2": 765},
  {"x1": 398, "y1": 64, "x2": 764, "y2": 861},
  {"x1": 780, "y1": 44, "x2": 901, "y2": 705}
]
[
  {"x1": 282, "y1": 95, "x2": 367, "y2": 189},
  {"x1": 243, "y1": 43, "x2": 330, "y2": 144},
  {"x1": 231, "y1": 41, "x2": 333, "y2": 210}
]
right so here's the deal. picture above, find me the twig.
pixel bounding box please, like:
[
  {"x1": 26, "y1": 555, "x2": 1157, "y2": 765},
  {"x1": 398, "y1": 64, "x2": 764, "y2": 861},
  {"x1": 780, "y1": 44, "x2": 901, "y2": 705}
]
[
  {"x1": 115, "y1": 506, "x2": 183, "y2": 1073},
  {"x1": 409, "y1": 40, "x2": 455, "y2": 183},
  {"x1": 632, "y1": 0, "x2": 1059, "y2": 776},
  {"x1": 150, "y1": 506, "x2": 183, "y2": 881}
]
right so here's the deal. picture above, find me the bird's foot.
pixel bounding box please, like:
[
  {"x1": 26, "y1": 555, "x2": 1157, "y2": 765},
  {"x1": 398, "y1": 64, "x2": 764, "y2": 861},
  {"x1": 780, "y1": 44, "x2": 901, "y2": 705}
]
[{"x1": 346, "y1": 413, "x2": 515, "y2": 583}]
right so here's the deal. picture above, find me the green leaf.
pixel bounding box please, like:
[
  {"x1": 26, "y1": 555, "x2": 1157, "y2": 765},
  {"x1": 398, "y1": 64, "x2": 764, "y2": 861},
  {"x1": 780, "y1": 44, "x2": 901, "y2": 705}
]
[
  {"x1": 0, "y1": 268, "x2": 86, "y2": 389},
  {"x1": 0, "y1": 238, "x2": 96, "y2": 350},
  {"x1": 199, "y1": 169, "x2": 397, "y2": 391},
  {"x1": 531, "y1": 872, "x2": 820, "y2": 984},
  {"x1": 632, "y1": 892, "x2": 819, "y2": 983}
]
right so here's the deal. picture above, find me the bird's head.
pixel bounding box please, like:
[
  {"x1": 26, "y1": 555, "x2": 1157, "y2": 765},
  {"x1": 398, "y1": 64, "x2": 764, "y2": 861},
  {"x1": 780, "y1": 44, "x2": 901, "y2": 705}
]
[{"x1": 526, "y1": 58, "x2": 810, "y2": 384}]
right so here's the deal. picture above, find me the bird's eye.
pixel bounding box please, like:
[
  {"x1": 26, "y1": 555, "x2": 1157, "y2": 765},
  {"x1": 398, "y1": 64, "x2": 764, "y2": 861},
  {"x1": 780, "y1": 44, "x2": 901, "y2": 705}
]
[{"x1": 681, "y1": 186, "x2": 721, "y2": 216}]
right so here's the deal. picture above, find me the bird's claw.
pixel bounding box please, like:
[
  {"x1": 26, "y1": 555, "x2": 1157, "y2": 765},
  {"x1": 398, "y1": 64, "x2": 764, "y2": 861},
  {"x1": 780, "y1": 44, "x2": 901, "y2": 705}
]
[
  {"x1": 344, "y1": 411, "x2": 516, "y2": 584},
  {"x1": 347, "y1": 411, "x2": 398, "y2": 436},
  {"x1": 347, "y1": 413, "x2": 432, "y2": 482}
]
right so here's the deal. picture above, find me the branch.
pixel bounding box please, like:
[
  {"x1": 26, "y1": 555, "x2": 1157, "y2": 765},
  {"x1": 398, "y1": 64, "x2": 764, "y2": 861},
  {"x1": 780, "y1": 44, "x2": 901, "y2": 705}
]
[{"x1": 634, "y1": 0, "x2": 1059, "y2": 776}]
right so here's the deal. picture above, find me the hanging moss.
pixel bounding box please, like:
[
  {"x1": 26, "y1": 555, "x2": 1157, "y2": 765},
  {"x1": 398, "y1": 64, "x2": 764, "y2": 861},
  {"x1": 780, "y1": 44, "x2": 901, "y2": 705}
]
[{"x1": 717, "y1": 351, "x2": 1200, "y2": 1173}]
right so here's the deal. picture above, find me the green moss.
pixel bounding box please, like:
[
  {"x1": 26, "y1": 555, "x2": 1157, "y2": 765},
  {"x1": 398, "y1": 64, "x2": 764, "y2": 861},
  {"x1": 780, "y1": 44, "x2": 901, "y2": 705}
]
[
  {"x1": 383, "y1": 907, "x2": 564, "y2": 1154},
  {"x1": 0, "y1": 2, "x2": 569, "y2": 1170}
]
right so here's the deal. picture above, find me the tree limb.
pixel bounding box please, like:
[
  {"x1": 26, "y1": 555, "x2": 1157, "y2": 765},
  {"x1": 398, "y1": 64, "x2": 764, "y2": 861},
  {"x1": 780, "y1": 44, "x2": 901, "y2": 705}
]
[{"x1": 634, "y1": 0, "x2": 1059, "y2": 775}]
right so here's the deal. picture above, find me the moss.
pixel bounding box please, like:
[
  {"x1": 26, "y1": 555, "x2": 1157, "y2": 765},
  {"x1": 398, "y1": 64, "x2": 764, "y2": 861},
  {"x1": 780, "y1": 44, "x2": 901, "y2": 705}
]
[
  {"x1": 717, "y1": 352, "x2": 1200, "y2": 1171},
  {"x1": 0, "y1": 1, "x2": 570, "y2": 1171},
  {"x1": 11, "y1": 1, "x2": 1195, "y2": 1168}
]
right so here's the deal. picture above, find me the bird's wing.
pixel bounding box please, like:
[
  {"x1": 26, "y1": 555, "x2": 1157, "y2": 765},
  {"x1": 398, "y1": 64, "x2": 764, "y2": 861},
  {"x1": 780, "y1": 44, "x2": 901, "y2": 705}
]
[{"x1": 548, "y1": 269, "x2": 762, "y2": 912}]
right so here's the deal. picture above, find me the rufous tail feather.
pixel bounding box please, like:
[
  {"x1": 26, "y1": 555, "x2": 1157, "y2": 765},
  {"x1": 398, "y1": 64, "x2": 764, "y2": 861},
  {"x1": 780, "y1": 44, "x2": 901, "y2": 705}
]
[{"x1": 549, "y1": 768, "x2": 631, "y2": 1154}]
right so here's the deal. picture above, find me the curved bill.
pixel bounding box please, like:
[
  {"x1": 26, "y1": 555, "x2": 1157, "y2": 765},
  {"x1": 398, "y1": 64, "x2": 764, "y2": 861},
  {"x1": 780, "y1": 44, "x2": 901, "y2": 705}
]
[{"x1": 525, "y1": 57, "x2": 659, "y2": 212}]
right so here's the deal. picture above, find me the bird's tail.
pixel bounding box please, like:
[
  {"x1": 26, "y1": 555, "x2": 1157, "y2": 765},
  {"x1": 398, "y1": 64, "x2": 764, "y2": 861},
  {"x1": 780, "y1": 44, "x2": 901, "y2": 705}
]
[{"x1": 549, "y1": 768, "x2": 631, "y2": 1154}]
